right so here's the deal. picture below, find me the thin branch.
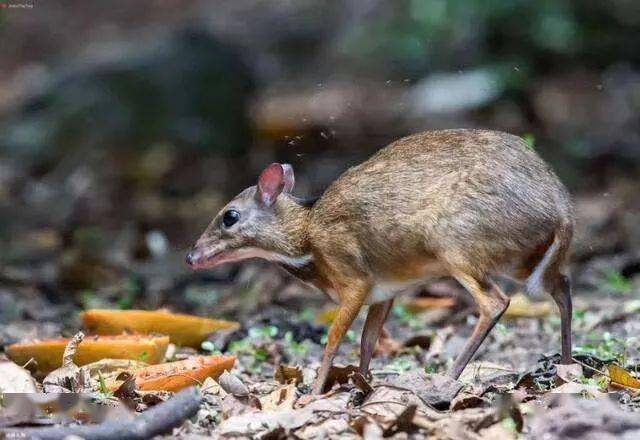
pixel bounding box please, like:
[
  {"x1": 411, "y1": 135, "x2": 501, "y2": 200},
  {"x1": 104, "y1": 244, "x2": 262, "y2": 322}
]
[{"x1": 0, "y1": 387, "x2": 202, "y2": 440}]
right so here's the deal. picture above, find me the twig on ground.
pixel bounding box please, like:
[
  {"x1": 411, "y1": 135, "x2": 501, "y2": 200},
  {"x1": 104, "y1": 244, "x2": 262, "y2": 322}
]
[{"x1": 0, "y1": 387, "x2": 202, "y2": 440}]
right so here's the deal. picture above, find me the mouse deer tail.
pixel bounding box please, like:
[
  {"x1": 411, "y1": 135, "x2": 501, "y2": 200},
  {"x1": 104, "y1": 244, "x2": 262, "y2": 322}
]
[{"x1": 525, "y1": 218, "x2": 573, "y2": 298}]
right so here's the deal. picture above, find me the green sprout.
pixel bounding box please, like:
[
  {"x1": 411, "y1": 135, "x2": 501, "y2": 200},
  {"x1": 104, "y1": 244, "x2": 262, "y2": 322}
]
[
  {"x1": 97, "y1": 371, "x2": 112, "y2": 396},
  {"x1": 392, "y1": 304, "x2": 423, "y2": 330},
  {"x1": 575, "y1": 332, "x2": 637, "y2": 366},
  {"x1": 602, "y1": 269, "x2": 632, "y2": 295},
  {"x1": 284, "y1": 331, "x2": 309, "y2": 356},
  {"x1": 522, "y1": 133, "x2": 536, "y2": 149},
  {"x1": 201, "y1": 341, "x2": 221, "y2": 355}
]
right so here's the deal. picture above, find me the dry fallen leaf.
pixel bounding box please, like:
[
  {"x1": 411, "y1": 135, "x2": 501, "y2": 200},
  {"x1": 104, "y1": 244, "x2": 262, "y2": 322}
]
[
  {"x1": 551, "y1": 381, "x2": 605, "y2": 397},
  {"x1": 260, "y1": 383, "x2": 297, "y2": 411},
  {"x1": 218, "y1": 371, "x2": 249, "y2": 397},
  {"x1": 459, "y1": 361, "x2": 518, "y2": 388},
  {"x1": 82, "y1": 309, "x2": 239, "y2": 348},
  {"x1": 81, "y1": 358, "x2": 148, "y2": 392},
  {"x1": 324, "y1": 365, "x2": 361, "y2": 392},
  {"x1": 0, "y1": 360, "x2": 39, "y2": 393},
  {"x1": 201, "y1": 376, "x2": 227, "y2": 396},
  {"x1": 43, "y1": 332, "x2": 90, "y2": 393},
  {"x1": 382, "y1": 404, "x2": 419, "y2": 437},
  {"x1": 608, "y1": 364, "x2": 640, "y2": 390},
  {"x1": 221, "y1": 390, "x2": 350, "y2": 438},
  {"x1": 374, "y1": 328, "x2": 402, "y2": 357},
  {"x1": 275, "y1": 364, "x2": 304, "y2": 385},
  {"x1": 362, "y1": 384, "x2": 440, "y2": 423},
  {"x1": 555, "y1": 363, "x2": 583, "y2": 383}
]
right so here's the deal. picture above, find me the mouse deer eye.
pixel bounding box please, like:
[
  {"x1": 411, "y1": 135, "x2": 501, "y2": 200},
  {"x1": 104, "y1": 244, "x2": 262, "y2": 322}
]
[{"x1": 222, "y1": 209, "x2": 240, "y2": 228}]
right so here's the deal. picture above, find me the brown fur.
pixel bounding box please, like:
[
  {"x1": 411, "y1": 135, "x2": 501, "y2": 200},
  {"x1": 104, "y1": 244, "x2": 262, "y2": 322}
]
[{"x1": 188, "y1": 129, "x2": 575, "y2": 394}]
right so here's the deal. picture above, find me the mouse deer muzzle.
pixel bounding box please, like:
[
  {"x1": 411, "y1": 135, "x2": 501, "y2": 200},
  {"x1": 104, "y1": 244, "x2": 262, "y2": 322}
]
[{"x1": 185, "y1": 233, "x2": 230, "y2": 269}]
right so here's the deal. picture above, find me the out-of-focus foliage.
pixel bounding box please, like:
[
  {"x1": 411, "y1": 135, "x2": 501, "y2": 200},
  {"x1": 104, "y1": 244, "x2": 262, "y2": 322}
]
[{"x1": 0, "y1": 29, "x2": 253, "y2": 161}]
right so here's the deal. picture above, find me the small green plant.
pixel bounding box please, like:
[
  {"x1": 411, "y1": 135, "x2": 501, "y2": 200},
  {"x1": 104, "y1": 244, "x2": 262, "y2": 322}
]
[
  {"x1": 387, "y1": 357, "x2": 413, "y2": 374},
  {"x1": 495, "y1": 322, "x2": 510, "y2": 337},
  {"x1": 575, "y1": 332, "x2": 637, "y2": 366},
  {"x1": 117, "y1": 277, "x2": 142, "y2": 309},
  {"x1": 253, "y1": 347, "x2": 269, "y2": 362},
  {"x1": 392, "y1": 304, "x2": 423, "y2": 330},
  {"x1": 248, "y1": 325, "x2": 279, "y2": 339},
  {"x1": 522, "y1": 133, "x2": 536, "y2": 149},
  {"x1": 602, "y1": 269, "x2": 632, "y2": 295},
  {"x1": 299, "y1": 308, "x2": 316, "y2": 322},
  {"x1": 228, "y1": 326, "x2": 285, "y2": 367},
  {"x1": 201, "y1": 341, "x2": 222, "y2": 355},
  {"x1": 97, "y1": 371, "x2": 112, "y2": 397},
  {"x1": 501, "y1": 417, "x2": 518, "y2": 433},
  {"x1": 284, "y1": 331, "x2": 309, "y2": 356},
  {"x1": 228, "y1": 338, "x2": 252, "y2": 353},
  {"x1": 80, "y1": 289, "x2": 107, "y2": 309},
  {"x1": 424, "y1": 362, "x2": 438, "y2": 374},
  {"x1": 577, "y1": 375, "x2": 609, "y2": 391}
]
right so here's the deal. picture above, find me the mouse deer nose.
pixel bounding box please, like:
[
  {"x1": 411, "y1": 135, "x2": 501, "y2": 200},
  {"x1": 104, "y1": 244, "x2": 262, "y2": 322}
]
[{"x1": 185, "y1": 248, "x2": 203, "y2": 267}]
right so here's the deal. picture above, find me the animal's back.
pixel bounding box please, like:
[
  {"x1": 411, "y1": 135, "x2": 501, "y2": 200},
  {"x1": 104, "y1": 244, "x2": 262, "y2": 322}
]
[{"x1": 310, "y1": 129, "x2": 573, "y2": 278}]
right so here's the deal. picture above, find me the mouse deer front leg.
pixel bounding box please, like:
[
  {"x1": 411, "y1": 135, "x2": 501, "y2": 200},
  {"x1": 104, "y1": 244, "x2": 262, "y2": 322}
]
[{"x1": 313, "y1": 278, "x2": 370, "y2": 394}]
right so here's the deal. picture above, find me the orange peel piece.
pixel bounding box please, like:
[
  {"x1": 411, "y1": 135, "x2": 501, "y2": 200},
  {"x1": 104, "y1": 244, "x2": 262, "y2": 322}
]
[
  {"x1": 6, "y1": 334, "x2": 169, "y2": 376},
  {"x1": 82, "y1": 309, "x2": 240, "y2": 348},
  {"x1": 110, "y1": 355, "x2": 236, "y2": 392},
  {"x1": 404, "y1": 297, "x2": 457, "y2": 313}
]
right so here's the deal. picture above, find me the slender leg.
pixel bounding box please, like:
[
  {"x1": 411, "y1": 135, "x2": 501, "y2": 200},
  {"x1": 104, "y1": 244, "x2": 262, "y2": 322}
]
[
  {"x1": 551, "y1": 274, "x2": 572, "y2": 364},
  {"x1": 448, "y1": 273, "x2": 510, "y2": 379},
  {"x1": 313, "y1": 281, "x2": 370, "y2": 394},
  {"x1": 359, "y1": 299, "x2": 394, "y2": 374}
]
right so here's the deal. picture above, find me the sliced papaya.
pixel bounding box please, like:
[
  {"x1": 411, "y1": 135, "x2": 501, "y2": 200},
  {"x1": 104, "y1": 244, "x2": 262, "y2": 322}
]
[
  {"x1": 108, "y1": 355, "x2": 236, "y2": 392},
  {"x1": 405, "y1": 296, "x2": 457, "y2": 313},
  {"x1": 82, "y1": 309, "x2": 240, "y2": 348},
  {"x1": 6, "y1": 334, "x2": 169, "y2": 376}
]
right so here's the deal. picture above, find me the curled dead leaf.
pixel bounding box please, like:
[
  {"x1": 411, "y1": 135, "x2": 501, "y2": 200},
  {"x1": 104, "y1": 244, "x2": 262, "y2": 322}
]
[
  {"x1": 42, "y1": 332, "x2": 89, "y2": 393},
  {"x1": 218, "y1": 370, "x2": 249, "y2": 397},
  {"x1": 275, "y1": 365, "x2": 303, "y2": 385}
]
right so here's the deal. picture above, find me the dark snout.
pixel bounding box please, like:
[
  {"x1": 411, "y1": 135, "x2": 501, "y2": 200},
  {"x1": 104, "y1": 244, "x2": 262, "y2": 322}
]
[{"x1": 185, "y1": 248, "x2": 204, "y2": 267}]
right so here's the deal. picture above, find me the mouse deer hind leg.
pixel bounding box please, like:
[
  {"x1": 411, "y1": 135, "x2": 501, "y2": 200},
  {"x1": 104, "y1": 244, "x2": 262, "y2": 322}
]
[
  {"x1": 552, "y1": 273, "x2": 572, "y2": 364},
  {"x1": 447, "y1": 271, "x2": 510, "y2": 380},
  {"x1": 524, "y1": 223, "x2": 573, "y2": 364}
]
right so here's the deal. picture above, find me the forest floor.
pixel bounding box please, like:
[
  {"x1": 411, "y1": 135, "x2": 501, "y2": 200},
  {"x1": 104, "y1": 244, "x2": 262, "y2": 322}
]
[{"x1": 1, "y1": 172, "x2": 640, "y2": 438}]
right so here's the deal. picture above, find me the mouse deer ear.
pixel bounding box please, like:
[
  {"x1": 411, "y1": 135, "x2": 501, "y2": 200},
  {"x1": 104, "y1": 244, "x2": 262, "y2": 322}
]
[
  {"x1": 281, "y1": 163, "x2": 295, "y2": 193},
  {"x1": 257, "y1": 163, "x2": 285, "y2": 207}
]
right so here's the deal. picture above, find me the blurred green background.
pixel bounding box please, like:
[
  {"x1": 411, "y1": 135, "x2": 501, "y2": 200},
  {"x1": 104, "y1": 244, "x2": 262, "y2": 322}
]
[{"x1": 0, "y1": 0, "x2": 638, "y2": 326}]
